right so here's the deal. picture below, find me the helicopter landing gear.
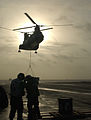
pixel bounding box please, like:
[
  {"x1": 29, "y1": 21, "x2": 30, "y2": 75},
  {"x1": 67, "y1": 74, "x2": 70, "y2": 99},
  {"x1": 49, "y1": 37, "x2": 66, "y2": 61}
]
[
  {"x1": 18, "y1": 49, "x2": 21, "y2": 52},
  {"x1": 35, "y1": 50, "x2": 37, "y2": 54}
]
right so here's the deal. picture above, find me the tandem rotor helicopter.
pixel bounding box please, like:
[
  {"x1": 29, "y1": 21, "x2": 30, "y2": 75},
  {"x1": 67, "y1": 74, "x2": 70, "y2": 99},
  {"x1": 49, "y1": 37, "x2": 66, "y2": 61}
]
[
  {"x1": 0, "y1": 13, "x2": 73, "y2": 73},
  {"x1": 13, "y1": 13, "x2": 53, "y2": 53},
  {"x1": 0, "y1": 13, "x2": 73, "y2": 53},
  {"x1": 13, "y1": 13, "x2": 73, "y2": 53}
]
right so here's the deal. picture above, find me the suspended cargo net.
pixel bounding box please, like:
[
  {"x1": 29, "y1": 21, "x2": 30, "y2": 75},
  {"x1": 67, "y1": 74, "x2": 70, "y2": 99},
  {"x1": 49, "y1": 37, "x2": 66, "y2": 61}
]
[{"x1": 25, "y1": 52, "x2": 34, "y2": 76}]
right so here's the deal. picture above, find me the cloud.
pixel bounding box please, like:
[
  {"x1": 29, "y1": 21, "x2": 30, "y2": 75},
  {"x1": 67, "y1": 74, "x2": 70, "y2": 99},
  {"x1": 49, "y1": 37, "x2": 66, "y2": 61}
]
[
  {"x1": 74, "y1": 22, "x2": 91, "y2": 33},
  {"x1": 0, "y1": 37, "x2": 18, "y2": 55},
  {"x1": 81, "y1": 48, "x2": 88, "y2": 54},
  {"x1": 0, "y1": 0, "x2": 91, "y2": 79}
]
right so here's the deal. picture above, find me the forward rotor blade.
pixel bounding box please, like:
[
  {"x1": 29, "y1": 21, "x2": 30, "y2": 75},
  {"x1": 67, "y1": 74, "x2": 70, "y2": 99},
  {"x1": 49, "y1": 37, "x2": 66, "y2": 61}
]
[
  {"x1": 24, "y1": 13, "x2": 37, "y2": 25},
  {"x1": 0, "y1": 26, "x2": 12, "y2": 31},
  {"x1": 13, "y1": 26, "x2": 35, "y2": 31}
]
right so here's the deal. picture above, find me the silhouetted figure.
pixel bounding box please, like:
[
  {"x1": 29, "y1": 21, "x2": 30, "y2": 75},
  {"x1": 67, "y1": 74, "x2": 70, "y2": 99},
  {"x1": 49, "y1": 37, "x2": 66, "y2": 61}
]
[
  {"x1": 0, "y1": 86, "x2": 8, "y2": 111},
  {"x1": 9, "y1": 73, "x2": 25, "y2": 120},
  {"x1": 25, "y1": 75, "x2": 42, "y2": 120}
]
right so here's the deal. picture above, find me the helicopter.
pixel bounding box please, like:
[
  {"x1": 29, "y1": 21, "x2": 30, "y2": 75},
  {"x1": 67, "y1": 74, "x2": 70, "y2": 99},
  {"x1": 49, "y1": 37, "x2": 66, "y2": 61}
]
[
  {"x1": 13, "y1": 13, "x2": 53, "y2": 53},
  {"x1": 0, "y1": 13, "x2": 73, "y2": 53}
]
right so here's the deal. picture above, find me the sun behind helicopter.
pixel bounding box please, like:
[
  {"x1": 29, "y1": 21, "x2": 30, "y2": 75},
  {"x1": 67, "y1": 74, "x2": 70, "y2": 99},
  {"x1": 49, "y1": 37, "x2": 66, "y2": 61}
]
[
  {"x1": 13, "y1": 13, "x2": 53, "y2": 53},
  {"x1": 0, "y1": 13, "x2": 74, "y2": 82},
  {"x1": 19, "y1": 25, "x2": 44, "y2": 53},
  {"x1": 0, "y1": 13, "x2": 73, "y2": 53}
]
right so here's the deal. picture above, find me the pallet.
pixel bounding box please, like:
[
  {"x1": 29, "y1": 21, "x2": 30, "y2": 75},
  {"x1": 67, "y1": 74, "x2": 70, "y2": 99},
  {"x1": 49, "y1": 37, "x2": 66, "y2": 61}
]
[
  {"x1": 10, "y1": 111, "x2": 91, "y2": 120},
  {"x1": 49, "y1": 111, "x2": 91, "y2": 120}
]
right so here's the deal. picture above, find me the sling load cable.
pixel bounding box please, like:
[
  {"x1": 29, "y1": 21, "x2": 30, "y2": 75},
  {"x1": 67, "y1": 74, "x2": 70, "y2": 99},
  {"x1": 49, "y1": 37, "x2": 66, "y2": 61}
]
[{"x1": 25, "y1": 51, "x2": 34, "y2": 76}]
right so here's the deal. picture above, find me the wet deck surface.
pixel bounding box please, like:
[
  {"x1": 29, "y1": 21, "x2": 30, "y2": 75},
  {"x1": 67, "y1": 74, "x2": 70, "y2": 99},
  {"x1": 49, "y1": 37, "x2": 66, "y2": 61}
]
[
  {"x1": 0, "y1": 106, "x2": 91, "y2": 120},
  {"x1": 0, "y1": 82, "x2": 91, "y2": 120}
]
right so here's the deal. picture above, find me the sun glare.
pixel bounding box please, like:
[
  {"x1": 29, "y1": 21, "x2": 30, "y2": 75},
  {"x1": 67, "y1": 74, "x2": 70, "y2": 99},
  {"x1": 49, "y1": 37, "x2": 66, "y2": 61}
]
[
  {"x1": 41, "y1": 30, "x2": 51, "y2": 45},
  {"x1": 18, "y1": 33, "x2": 24, "y2": 44},
  {"x1": 17, "y1": 22, "x2": 35, "y2": 44}
]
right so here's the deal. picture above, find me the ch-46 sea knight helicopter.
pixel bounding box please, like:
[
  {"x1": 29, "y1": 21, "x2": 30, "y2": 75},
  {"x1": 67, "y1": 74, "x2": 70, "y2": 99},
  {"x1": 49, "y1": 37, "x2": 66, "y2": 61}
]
[
  {"x1": 13, "y1": 13, "x2": 73, "y2": 53},
  {"x1": 13, "y1": 13, "x2": 53, "y2": 53}
]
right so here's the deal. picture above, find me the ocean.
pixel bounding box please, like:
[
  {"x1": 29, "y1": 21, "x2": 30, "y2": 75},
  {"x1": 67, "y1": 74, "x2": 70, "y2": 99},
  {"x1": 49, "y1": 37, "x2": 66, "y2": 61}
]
[{"x1": 39, "y1": 80, "x2": 91, "y2": 112}]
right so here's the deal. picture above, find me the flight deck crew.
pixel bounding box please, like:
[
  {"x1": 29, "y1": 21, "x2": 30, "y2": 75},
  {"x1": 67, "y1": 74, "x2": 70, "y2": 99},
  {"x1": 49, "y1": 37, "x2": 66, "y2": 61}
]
[
  {"x1": 9, "y1": 73, "x2": 25, "y2": 120},
  {"x1": 25, "y1": 75, "x2": 42, "y2": 120}
]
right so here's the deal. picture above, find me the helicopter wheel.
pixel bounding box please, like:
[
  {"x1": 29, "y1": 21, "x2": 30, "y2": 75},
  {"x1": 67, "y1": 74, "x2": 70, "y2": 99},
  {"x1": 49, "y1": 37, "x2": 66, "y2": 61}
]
[
  {"x1": 35, "y1": 50, "x2": 37, "y2": 54},
  {"x1": 18, "y1": 49, "x2": 21, "y2": 52}
]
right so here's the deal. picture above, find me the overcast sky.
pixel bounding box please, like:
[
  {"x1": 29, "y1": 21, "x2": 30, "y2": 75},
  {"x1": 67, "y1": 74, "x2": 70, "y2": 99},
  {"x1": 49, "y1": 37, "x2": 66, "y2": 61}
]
[{"x1": 0, "y1": 0, "x2": 91, "y2": 80}]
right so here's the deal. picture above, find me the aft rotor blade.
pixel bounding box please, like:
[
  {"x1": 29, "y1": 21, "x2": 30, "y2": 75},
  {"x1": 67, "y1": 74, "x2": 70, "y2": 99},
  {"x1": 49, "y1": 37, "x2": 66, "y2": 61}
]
[
  {"x1": 24, "y1": 13, "x2": 37, "y2": 25},
  {"x1": 13, "y1": 25, "x2": 47, "y2": 31},
  {"x1": 20, "y1": 27, "x2": 53, "y2": 33},
  {"x1": 41, "y1": 27, "x2": 53, "y2": 31},
  {"x1": 13, "y1": 26, "x2": 35, "y2": 31},
  {"x1": 44, "y1": 24, "x2": 73, "y2": 27}
]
